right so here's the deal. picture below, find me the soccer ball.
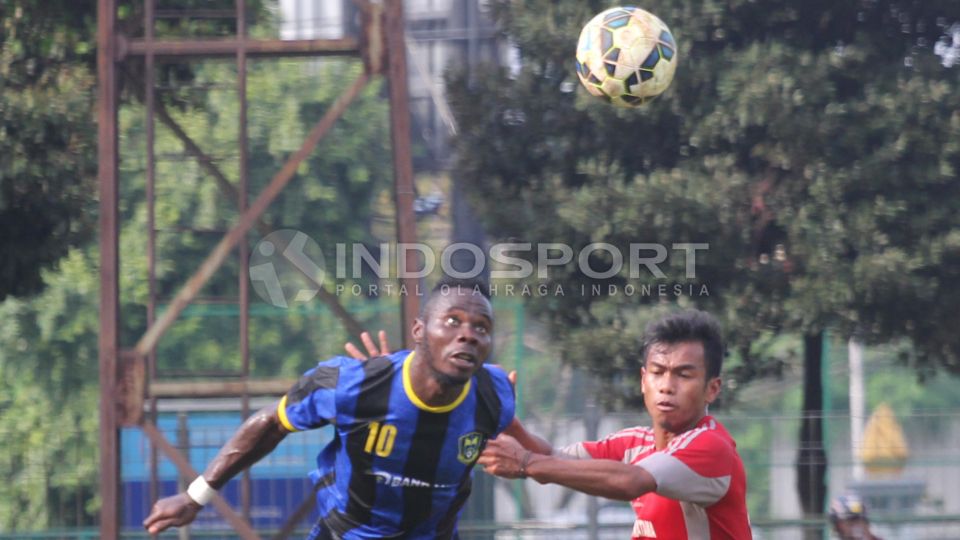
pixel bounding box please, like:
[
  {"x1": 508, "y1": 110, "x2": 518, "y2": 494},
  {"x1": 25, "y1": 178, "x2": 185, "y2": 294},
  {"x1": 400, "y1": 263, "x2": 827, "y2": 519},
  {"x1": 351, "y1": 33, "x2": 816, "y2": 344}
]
[{"x1": 575, "y1": 6, "x2": 678, "y2": 107}]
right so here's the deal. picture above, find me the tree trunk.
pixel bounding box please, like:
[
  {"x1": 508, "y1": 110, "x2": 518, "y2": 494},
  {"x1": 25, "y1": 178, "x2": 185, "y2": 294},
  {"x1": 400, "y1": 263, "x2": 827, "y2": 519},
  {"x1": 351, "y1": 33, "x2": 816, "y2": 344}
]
[{"x1": 797, "y1": 331, "x2": 828, "y2": 540}]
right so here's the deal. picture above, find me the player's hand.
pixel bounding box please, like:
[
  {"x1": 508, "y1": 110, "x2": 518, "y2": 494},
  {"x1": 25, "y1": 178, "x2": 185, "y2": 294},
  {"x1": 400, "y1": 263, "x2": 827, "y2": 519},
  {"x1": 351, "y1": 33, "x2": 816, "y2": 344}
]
[
  {"x1": 143, "y1": 492, "x2": 203, "y2": 534},
  {"x1": 344, "y1": 330, "x2": 390, "y2": 360},
  {"x1": 478, "y1": 434, "x2": 528, "y2": 479}
]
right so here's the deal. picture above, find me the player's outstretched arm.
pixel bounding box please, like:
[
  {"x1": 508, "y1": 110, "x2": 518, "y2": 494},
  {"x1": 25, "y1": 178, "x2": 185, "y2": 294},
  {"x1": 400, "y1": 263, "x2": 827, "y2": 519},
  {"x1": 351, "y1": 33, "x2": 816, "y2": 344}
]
[
  {"x1": 478, "y1": 435, "x2": 656, "y2": 501},
  {"x1": 143, "y1": 403, "x2": 290, "y2": 534},
  {"x1": 141, "y1": 492, "x2": 202, "y2": 535}
]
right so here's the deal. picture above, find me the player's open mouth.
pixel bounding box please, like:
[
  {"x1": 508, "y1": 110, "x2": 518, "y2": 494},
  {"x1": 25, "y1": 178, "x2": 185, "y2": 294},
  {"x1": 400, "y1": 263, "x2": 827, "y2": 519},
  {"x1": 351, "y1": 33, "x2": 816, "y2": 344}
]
[
  {"x1": 655, "y1": 401, "x2": 677, "y2": 412},
  {"x1": 449, "y1": 352, "x2": 477, "y2": 368}
]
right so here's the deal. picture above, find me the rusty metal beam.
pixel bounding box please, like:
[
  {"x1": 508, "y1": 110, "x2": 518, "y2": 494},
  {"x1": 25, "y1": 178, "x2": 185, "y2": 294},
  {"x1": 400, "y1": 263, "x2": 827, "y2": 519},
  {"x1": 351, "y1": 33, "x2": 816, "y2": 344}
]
[
  {"x1": 384, "y1": 0, "x2": 420, "y2": 347},
  {"x1": 357, "y1": 0, "x2": 385, "y2": 75},
  {"x1": 134, "y1": 70, "x2": 371, "y2": 359},
  {"x1": 141, "y1": 421, "x2": 261, "y2": 540},
  {"x1": 237, "y1": 1, "x2": 253, "y2": 520},
  {"x1": 117, "y1": 350, "x2": 146, "y2": 426},
  {"x1": 144, "y1": 0, "x2": 160, "y2": 520},
  {"x1": 97, "y1": 0, "x2": 121, "y2": 536},
  {"x1": 119, "y1": 37, "x2": 361, "y2": 61},
  {"x1": 150, "y1": 379, "x2": 295, "y2": 399}
]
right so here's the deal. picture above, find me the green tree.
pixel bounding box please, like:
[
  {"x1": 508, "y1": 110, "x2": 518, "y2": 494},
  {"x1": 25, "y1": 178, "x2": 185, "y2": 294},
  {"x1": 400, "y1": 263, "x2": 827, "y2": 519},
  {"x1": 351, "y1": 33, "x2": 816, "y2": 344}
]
[
  {"x1": 447, "y1": 0, "x2": 960, "y2": 524},
  {"x1": 0, "y1": 0, "x2": 98, "y2": 301},
  {"x1": 0, "y1": 249, "x2": 100, "y2": 530}
]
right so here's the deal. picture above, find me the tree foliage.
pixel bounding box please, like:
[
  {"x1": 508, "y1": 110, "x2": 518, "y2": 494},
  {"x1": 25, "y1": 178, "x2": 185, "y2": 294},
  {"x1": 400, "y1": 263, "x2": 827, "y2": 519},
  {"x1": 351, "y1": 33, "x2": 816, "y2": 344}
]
[
  {"x1": 0, "y1": 0, "x2": 98, "y2": 300},
  {"x1": 0, "y1": 0, "x2": 269, "y2": 302},
  {"x1": 447, "y1": 0, "x2": 960, "y2": 402}
]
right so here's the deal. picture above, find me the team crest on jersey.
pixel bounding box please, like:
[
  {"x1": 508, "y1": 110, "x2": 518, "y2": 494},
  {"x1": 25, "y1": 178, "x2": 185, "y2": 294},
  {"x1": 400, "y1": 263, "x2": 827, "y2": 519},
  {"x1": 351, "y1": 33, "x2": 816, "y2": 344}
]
[{"x1": 457, "y1": 432, "x2": 483, "y2": 464}]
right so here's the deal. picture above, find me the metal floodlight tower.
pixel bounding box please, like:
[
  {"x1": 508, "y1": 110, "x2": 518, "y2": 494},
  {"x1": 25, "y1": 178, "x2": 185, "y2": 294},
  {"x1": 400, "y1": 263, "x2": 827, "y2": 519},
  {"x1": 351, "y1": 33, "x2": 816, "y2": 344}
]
[{"x1": 96, "y1": 1, "x2": 420, "y2": 538}]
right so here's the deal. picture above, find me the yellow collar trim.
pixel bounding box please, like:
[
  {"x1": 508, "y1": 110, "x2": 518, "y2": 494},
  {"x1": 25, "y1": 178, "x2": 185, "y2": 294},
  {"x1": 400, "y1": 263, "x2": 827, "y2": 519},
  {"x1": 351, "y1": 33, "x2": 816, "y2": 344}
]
[{"x1": 402, "y1": 351, "x2": 472, "y2": 413}]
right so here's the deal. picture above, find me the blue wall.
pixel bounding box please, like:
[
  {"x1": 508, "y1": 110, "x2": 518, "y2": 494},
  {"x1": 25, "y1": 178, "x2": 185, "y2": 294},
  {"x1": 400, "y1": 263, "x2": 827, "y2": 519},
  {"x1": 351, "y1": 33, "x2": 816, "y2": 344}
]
[{"x1": 121, "y1": 412, "x2": 333, "y2": 531}]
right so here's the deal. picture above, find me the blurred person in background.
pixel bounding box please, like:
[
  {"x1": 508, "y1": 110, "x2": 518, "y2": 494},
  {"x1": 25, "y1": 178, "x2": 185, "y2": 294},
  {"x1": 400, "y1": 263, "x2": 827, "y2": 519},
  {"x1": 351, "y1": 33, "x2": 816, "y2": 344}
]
[{"x1": 830, "y1": 493, "x2": 884, "y2": 540}]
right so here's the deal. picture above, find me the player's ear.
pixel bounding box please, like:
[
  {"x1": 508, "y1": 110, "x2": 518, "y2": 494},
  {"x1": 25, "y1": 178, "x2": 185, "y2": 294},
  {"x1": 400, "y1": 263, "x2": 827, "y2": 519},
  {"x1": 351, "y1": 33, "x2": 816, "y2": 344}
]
[
  {"x1": 412, "y1": 318, "x2": 425, "y2": 343},
  {"x1": 705, "y1": 377, "x2": 722, "y2": 404}
]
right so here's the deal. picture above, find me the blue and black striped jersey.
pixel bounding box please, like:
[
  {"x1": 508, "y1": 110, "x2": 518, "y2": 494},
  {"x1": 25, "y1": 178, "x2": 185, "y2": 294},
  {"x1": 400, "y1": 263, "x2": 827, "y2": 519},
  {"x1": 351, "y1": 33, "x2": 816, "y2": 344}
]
[{"x1": 278, "y1": 350, "x2": 515, "y2": 539}]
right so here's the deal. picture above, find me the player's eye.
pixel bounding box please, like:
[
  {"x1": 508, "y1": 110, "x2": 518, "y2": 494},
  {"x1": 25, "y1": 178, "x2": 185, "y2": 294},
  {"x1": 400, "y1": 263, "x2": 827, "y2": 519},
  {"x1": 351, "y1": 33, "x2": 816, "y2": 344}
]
[
  {"x1": 473, "y1": 323, "x2": 489, "y2": 335},
  {"x1": 445, "y1": 316, "x2": 460, "y2": 326}
]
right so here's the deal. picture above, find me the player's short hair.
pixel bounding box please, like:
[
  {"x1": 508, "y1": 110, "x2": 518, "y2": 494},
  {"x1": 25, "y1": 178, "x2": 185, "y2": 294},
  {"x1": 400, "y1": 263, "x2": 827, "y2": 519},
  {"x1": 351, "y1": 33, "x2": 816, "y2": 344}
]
[
  {"x1": 420, "y1": 276, "x2": 491, "y2": 317},
  {"x1": 641, "y1": 310, "x2": 724, "y2": 379}
]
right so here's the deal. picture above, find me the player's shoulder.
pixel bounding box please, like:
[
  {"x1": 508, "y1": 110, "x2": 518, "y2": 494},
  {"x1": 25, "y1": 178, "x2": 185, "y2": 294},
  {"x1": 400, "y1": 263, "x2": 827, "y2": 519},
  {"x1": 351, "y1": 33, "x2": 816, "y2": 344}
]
[
  {"x1": 479, "y1": 364, "x2": 514, "y2": 394},
  {"x1": 664, "y1": 417, "x2": 735, "y2": 455},
  {"x1": 311, "y1": 354, "x2": 361, "y2": 376},
  {"x1": 381, "y1": 349, "x2": 411, "y2": 368},
  {"x1": 312, "y1": 351, "x2": 406, "y2": 377},
  {"x1": 473, "y1": 364, "x2": 515, "y2": 402},
  {"x1": 313, "y1": 355, "x2": 352, "y2": 370},
  {"x1": 352, "y1": 350, "x2": 408, "y2": 381},
  {"x1": 602, "y1": 425, "x2": 656, "y2": 448},
  {"x1": 480, "y1": 363, "x2": 510, "y2": 381},
  {"x1": 607, "y1": 424, "x2": 655, "y2": 439}
]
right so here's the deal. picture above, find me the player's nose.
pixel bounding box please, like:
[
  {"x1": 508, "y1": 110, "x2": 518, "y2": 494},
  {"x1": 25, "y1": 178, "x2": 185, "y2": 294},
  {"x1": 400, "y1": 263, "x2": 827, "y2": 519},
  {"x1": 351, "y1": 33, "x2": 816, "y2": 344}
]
[
  {"x1": 455, "y1": 324, "x2": 479, "y2": 344},
  {"x1": 657, "y1": 374, "x2": 677, "y2": 393}
]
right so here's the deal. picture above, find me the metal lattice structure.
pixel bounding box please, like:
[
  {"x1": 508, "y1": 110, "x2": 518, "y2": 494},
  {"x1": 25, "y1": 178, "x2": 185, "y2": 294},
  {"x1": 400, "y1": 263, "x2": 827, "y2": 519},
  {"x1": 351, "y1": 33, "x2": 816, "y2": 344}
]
[{"x1": 96, "y1": 1, "x2": 420, "y2": 538}]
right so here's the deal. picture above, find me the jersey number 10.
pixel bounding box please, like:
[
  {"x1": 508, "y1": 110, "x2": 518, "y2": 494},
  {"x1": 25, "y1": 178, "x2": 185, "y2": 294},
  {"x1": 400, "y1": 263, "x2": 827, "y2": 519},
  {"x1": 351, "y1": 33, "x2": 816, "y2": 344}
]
[{"x1": 365, "y1": 421, "x2": 398, "y2": 457}]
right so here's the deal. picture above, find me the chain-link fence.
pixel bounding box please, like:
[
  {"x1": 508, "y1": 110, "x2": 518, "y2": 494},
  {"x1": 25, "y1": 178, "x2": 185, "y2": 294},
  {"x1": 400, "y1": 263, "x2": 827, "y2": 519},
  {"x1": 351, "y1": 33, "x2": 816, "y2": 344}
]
[
  {"x1": 4, "y1": 296, "x2": 960, "y2": 539},
  {"x1": 2, "y1": 409, "x2": 960, "y2": 539}
]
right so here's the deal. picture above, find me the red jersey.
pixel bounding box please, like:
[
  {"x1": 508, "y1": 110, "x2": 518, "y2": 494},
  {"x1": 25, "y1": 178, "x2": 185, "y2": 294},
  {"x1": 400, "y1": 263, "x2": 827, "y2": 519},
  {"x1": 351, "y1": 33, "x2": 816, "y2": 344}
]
[{"x1": 561, "y1": 416, "x2": 751, "y2": 540}]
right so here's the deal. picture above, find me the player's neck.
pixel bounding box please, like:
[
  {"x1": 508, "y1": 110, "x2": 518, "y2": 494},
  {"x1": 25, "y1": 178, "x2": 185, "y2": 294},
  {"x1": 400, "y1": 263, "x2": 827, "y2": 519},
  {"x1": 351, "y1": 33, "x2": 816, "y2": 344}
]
[
  {"x1": 653, "y1": 413, "x2": 707, "y2": 450},
  {"x1": 409, "y1": 353, "x2": 468, "y2": 407}
]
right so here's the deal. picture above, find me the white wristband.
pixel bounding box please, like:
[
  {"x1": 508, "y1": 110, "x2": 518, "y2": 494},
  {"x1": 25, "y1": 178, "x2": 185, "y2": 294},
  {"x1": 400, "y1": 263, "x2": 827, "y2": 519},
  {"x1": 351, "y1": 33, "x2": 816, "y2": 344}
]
[{"x1": 186, "y1": 476, "x2": 216, "y2": 506}]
